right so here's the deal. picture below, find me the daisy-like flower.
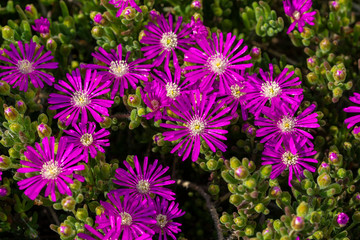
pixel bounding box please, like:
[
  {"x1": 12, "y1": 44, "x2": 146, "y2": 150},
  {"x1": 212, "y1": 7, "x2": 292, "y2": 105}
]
[
  {"x1": 109, "y1": 0, "x2": 142, "y2": 17},
  {"x1": 48, "y1": 68, "x2": 114, "y2": 126},
  {"x1": 141, "y1": 81, "x2": 173, "y2": 122},
  {"x1": 255, "y1": 101, "x2": 320, "y2": 150},
  {"x1": 97, "y1": 193, "x2": 156, "y2": 239},
  {"x1": 17, "y1": 136, "x2": 85, "y2": 201},
  {"x1": 0, "y1": 40, "x2": 58, "y2": 91},
  {"x1": 283, "y1": 0, "x2": 316, "y2": 34},
  {"x1": 82, "y1": 44, "x2": 151, "y2": 98},
  {"x1": 151, "y1": 197, "x2": 185, "y2": 240},
  {"x1": 262, "y1": 138, "x2": 317, "y2": 186},
  {"x1": 160, "y1": 91, "x2": 233, "y2": 162},
  {"x1": 78, "y1": 224, "x2": 152, "y2": 240},
  {"x1": 113, "y1": 156, "x2": 175, "y2": 201},
  {"x1": 243, "y1": 64, "x2": 303, "y2": 117},
  {"x1": 63, "y1": 122, "x2": 110, "y2": 162},
  {"x1": 141, "y1": 14, "x2": 193, "y2": 67},
  {"x1": 184, "y1": 32, "x2": 252, "y2": 92},
  {"x1": 344, "y1": 93, "x2": 360, "y2": 134},
  {"x1": 32, "y1": 17, "x2": 50, "y2": 34}
]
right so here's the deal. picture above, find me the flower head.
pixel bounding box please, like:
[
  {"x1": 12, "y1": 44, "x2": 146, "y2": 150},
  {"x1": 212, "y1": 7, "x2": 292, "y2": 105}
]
[
  {"x1": 343, "y1": 93, "x2": 360, "y2": 134},
  {"x1": 48, "y1": 68, "x2": 114, "y2": 126},
  {"x1": 82, "y1": 44, "x2": 151, "y2": 98},
  {"x1": 0, "y1": 40, "x2": 58, "y2": 91},
  {"x1": 32, "y1": 17, "x2": 50, "y2": 34},
  {"x1": 151, "y1": 197, "x2": 185, "y2": 240},
  {"x1": 244, "y1": 64, "x2": 303, "y2": 117},
  {"x1": 141, "y1": 14, "x2": 193, "y2": 67},
  {"x1": 337, "y1": 212, "x2": 349, "y2": 227},
  {"x1": 78, "y1": 224, "x2": 152, "y2": 240},
  {"x1": 63, "y1": 122, "x2": 110, "y2": 162},
  {"x1": 262, "y1": 138, "x2": 317, "y2": 186},
  {"x1": 184, "y1": 32, "x2": 252, "y2": 92},
  {"x1": 113, "y1": 156, "x2": 176, "y2": 201},
  {"x1": 188, "y1": 17, "x2": 208, "y2": 40},
  {"x1": 283, "y1": 0, "x2": 316, "y2": 33},
  {"x1": 17, "y1": 136, "x2": 85, "y2": 201},
  {"x1": 255, "y1": 101, "x2": 320, "y2": 150},
  {"x1": 160, "y1": 91, "x2": 232, "y2": 161},
  {"x1": 109, "y1": 0, "x2": 142, "y2": 17},
  {"x1": 97, "y1": 193, "x2": 156, "y2": 239}
]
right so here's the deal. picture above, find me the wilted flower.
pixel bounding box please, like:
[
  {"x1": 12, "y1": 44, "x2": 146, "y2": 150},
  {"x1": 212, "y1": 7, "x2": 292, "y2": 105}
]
[{"x1": 32, "y1": 17, "x2": 50, "y2": 34}]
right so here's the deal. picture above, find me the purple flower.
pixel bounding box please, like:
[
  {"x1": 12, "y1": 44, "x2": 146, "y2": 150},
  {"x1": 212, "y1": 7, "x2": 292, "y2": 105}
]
[
  {"x1": 93, "y1": 13, "x2": 103, "y2": 24},
  {"x1": 113, "y1": 156, "x2": 176, "y2": 201},
  {"x1": 0, "y1": 186, "x2": 7, "y2": 197},
  {"x1": 151, "y1": 197, "x2": 185, "y2": 240},
  {"x1": 188, "y1": 17, "x2": 208, "y2": 40},
  {"x1": 344, "y1": 93, "x2": 360, "y2": 134},
  {"x1": 63, "y1": 122, "x2": 110, "y2": 162},
  {"x1": 141, "y1": 14, "x2": 193, "y2": 67},
  {"x1": 0, "y1": 171, "x2": 2, "y2": 181},
  {"x1": 32, "y1": 17, "x2": 50, "y2": 34},
  {"x1": 17, "y1": 136, "x2": 85, "y2": 201},
  {"x1": 255, "y1": 101, "x2": 320, "y2": 149},
  {"x1": 184, "y1": 32, "x2": 252, "y2": 92},
  {"x1": 160, "y1": 91, "x2": 232, "y2": 162},
  {"x1": 261, "y1": 138, "x2": 318, "y2": 186},
  {"x1": 283, "y1": 0, "x2": 316, "y2": 34},
  {"x1": 48, "y1": 68, "x2": 114, "y2": 126},
  {"x1": 243, "y1": 64, "x2": 303, "y2": 117},
  {"x1": 82, "y1": 44, "x2": 151, "y2": 98},
  {"x1": 191, "y1": 0, "x2": 202, "y2": 9},
  {"x1": 337, "y1": 212, "x2": 349, "y2": 227},
  {"x1": 97, "y1": 193, "x2": 156, "y2": 239},
  {"x1": 0, "y1": 40, "x2": 58, "y2": 91},
  {"x1": 141, "y1": 81, "x2": 173, "y2": 121},
  {"x1": 78, "y1": 224, "x2": 152, "y2": 240},
  {"x1": 109, "y1": 0, "x2": 142, "y2": 17}
]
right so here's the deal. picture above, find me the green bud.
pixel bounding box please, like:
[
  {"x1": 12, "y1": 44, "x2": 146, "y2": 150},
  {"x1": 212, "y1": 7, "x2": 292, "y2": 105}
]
[
  {"x1": 208, "y1": 184, "x2": 220, "y2": 195},
  {"x1": 234, "y1": 216, "x2": 247, "y2": 227},
  {"x1": 269, "y1": 186, "x2": 282, "y2": 198},
  {"x1": 0, "y1": 155, "x2": 11, "y2": 169},
  {"x1": 313, "y1": 231, "x2": 324, "y2": 239},
  {"x1": 300, "y1": 27, "x2": 313, "y2": 39},
  {"x1": 57, "y1": 223, "x2": 75, "y2": 238},
  {"x1": 245, "y1": 225, "x2": 255, "y2": 236},
  {"x1": 221, "y1": 170, "x2": 237, "y2": 184},
  {"x1": 127, "y1": 94, "x2": 141, "y2": 107},
  {"x1": 254, "y1": 203, "x2": 265, "y2": 213},
  {"x1": 234, "y1": 166, "x2": 249, "y2": 180},
  {"x1": 320, "y1": 38, "x2": 331, "y2": 53},
  {"x1": 229, "y1": 194, "x2": 242, "y2": 206},
  {"x1": 227, "y1": 184, "x2": 237, "y2": 193},
  {"x1": 76, "y1": 193, "x2": 84, "y2": 203},
  {"x1": 99, "y1": 116, "x2": 112, "y2": 129},
  {"x1": 206, "y1": 159, "x2": 218, "y2": 171},
  {"x1": 46, "y1": 38, "x2": 57, "y2": 51},
  {"x1": 332, "y1": 87, "x2": 343, "y2": 98},
  {"x1": 291, "y1": 216, "x2": 305, "y2": 231},
  {"x1": 273, "y1": 219, "x2": 283, "y2": 231},
  {"x1": 229, "y1": 157, "x2": 241, "y2": 170},
  {"x1": 262, "y1": 228, "x2": 273, "y2": 240},
  {"x1": 57, "y1": 119, "x2": 68, "y2": 130},
  {"x1": 345, "y1": 81, "x2": 353, "y2": 90},
  {"x1": 1, "y1": 26, "x2": 14, "y2": 41},
  {"x1": 75, "y1": 207, "x2": 88, "y2": 221},
  {"x1": 0, "y1": 212, "x2": 7, "y2": 222},
  {"x1": 220, "y1": 213, "x2": 231, "y2": 224},
  {"x1": 24, "y1": 4, "x2": 38, "y2": 18},
  {"x1": 37, "y1": 123, "x2": 52, "y2": 138},
  {"x1": 123, "y1": 7, "x2": 136, "y2": 20},
  {"x1": 9, "y1": 123, "x2": 23, "y2": 134},
  {"x1": 4, "y1": 106, "x2": 19, "y2": 121},
  {"x1": 317, "y1": 172, "x2": 331, "y2": 189},
  {"x1": 333, "y1": 66, "x2": 346, "y2": 82},
  {"x1": 306, "y1": 72, "x2": 318, "y2": 85},
  {"x1": 61, "y1": 196, "x2": 76, "y2": 211},
  {"x1": 250, "y1": 47, "x2": 261, "y2": 60},
  {"x1": 296, "y1": 202, "x2": 309, "y2": 217},
  {"x1": 307, "y1": 57, "x2": 318, "y2": 70},
  {"x1": 247, "y1": 161, "x2": 256, "y2": 172},
  {"x1": 260, "y1": 165, "x2": 272, "y2": 178},
  {"x1": 137, "y1": 107, "x2": 146, "y2": 117},
  {"x1": 91, "y1": 26, "x2": 104, "y2": 39},
  {"x1": 244, "y1": 178, "x2": 256, "y2": 189},
  {"x1": 70, "y1": 179, "x2": 82, "y2": 191},
  {"x1": 352, "y1": 211, "x2": 360, "y2": 223},
  {"x1": 9, "y1": 148, "x2": 20, "y2": 158},
  {"x1": 0, "y1": 81, "x2": 10, "y2": 95},
  {"x1": 337, "y1": 168, "x2": 346, "y2": 178}
]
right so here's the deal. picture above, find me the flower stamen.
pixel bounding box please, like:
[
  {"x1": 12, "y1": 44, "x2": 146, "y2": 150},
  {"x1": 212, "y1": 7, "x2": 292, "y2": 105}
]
[
  {"x1": 109, "y1": 60, "x2": 129, "y2": 78},
  {"x1": 261, "y1": 81, "x2": 281, "y2": 99},
  {"x1": 41, "y1": 161, "x2": 62, "y2": 180},
  {"x1": 17, "y1": 59, "x2": 34, "y2": 74},
  {"x1": 281, "y1": 151, "x2": 299, "y2": 166},
  {"x1": 160, "y1": 32, "x2": 178, "y2": 51}
]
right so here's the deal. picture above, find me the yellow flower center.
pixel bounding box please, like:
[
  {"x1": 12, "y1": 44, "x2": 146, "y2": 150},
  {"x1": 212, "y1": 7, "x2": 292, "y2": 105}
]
[
  {"x1": 109, "y1": 60, "x2": 129, "y2": 78},
  {"x1": 136, "y1": 179, "x2": 150, "y2": 194},
  {"x1": 160, "y1": 32, "x2": 178, "y2": 51},
  {"x1": 156, "y1": 214, "x2": 168, "y2": 228},
  {"x1": 281, "y1": 151, "x2": 298, "y2": 166},
  {"x1": 41, "y1": 161, "x2": 62, "y2": 180},
  {"x1": 261, "y1": 81, "x2": 281, "y2": 99},
  {"x1": 17, "y1": 59, "x2": 34, "y2": 74},
  {"x1": 72, "y1": 91, "x2": 90, "y2": 107},
  {"x1": 80, "y1": 133, "x2": 93, "y2": 147}
]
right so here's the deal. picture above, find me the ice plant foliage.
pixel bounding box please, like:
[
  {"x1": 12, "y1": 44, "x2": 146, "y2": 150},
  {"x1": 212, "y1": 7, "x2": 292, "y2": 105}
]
[
  {"x1": 244, "y1": 64, "x2": 303, "y2": 117},
  {"x1": 262, "y1": 139, "x2": 318, "y2": 186},
  {"x1": 17, "y1": 137, "x2": 85, "y2": 201},
  {"x1": 283, "y1": 0, "x2": 317, "y2": 33},
  {"x1": 160, "y1": 91, "x2": 232, "y2": 161},
  {"x1": 48, "y1": 68, "x2": 114, "y2": 126},
  {"x1": 141, "y1": 14, "x2": 193, "y2": 67},
  {"x1": 343, "y1": 93, "x2": 360, "y2": 134},
  {"x1": 82, "y1": 44, "x2": 151, "y2": 98},
  {"x1": 184, "y1": 32, "x2": 253, "y2": 92},
  {"x1": 109, "y1": 0, "x2": 142, "y2": 17},
  {"x1": 0, "y1": 40, "x2": 58, "y2": 91},
  {"x1": 63, "y1": 122, "x2": 110, "y2": 162},
  {"x1": 113, "y1": 156, "x2": 176, "y2": 201}
]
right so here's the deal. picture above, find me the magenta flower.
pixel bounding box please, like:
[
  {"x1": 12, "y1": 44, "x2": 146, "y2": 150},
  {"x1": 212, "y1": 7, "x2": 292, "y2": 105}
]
[
  {"x1": 243, "y1": 64, "x2": 303, "y2": 117},
  {"x1": 283, "y1": 0, "x2": 316, "y2": 34},
  {"x1": 78, "y1": 224, "x2": 152, "y2": 240},
  {"x1": 184, "y1": 32, "x2": 252, "y2": 92},
  {"x1": 93, "y1": 13, "x2": 103, "y2": 24},
  {"x1": 109, "y1": 0, "x2": 142, "y2": 17},
  {"x1": 82, "y1": 44, "x2": 151, "y2": 98},
  {"x1": 32, "y1": 17, "x2": 50, "y2": 34},
  {"x1": 188, "y1": 17, "x2": 208, "y2": 40},
  {"x1": 113, "y1": 156, "x2": 175, "y2": 201},
  {"x1": 97, "y1": 193, "x2": 156, "y2": 239},
  {"x1": 160, "y1": 91, "x2": 232, "y2": 162},
  {"x1": 344, "y1": 93, "x2": 360, "y2": 134},
  {"x1": 63, "y1": 122, "x2": 110, "y2": 162},
  {"x1": 0, "y1": 40, "x2": 58, "y2": 91},
  {"x1": 17, "y1": 136, "x2": 85, "y2": 201},
  {"x1": 151, "y1": 197, "x2": 185, "y2": 240},
  {"x1": 261, "y1": 138, "x2": 317, "y2": 186},
  {"x1": 141, "y1": 14, "x2": 193, "y2": 67},
  {"x1": 337, "y1": 212, "x2": 349, "y2": 227},
  {"x1": 255, "y1": 101, "x2": 320, "y2": 150},
  {"x1": 48, "y1": 68, "x2": 114, "y2": 126}
]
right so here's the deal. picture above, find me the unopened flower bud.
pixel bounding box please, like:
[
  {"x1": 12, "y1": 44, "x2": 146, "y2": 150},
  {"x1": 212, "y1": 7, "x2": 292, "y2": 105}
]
[
  {"x1": 307, "y1": 57, "x2": 317, "y2": 70},
  {"x1": 37, "y1": 123, "x2": 52, "y2": 138},
  {"x1": 4, "y1": 106, "x2": 19, "y2": 121},
  {"x1": 61, "y1": 196, "x2": 76, "y2": 211},
  {"x1": 291, "y1": 216, "x2": 305, "y2": 231},
  {"x1": 24, "y1": 4, "x2": 38, "y2": 18},
  {"x1": 337, "y1": 168, "x2": 346, "y2": 178},
  {"x1": 0, "y1": 186, "x2": 10, "y2": 197},
  {"x1": 230, "y1": 157, "x2": 241, "y2": 169},
  {"x1": 306, "y1": 72, "x2": 318, "y2": 85},
  {"x1": 99, "y1": 116, "x2": 112, "y2": 129},
  {"x1": 191, "y1": 0, "x2": 202, "y2": 9},
  {"x1": 245, "y1": 225, "x2": 255, "y2": 236},
  {"x1": 296, "y1": 202, "x2": 309, "y2": 217},
  {"x1": 206, "y1": 159, "x2": 218, "y2": 171},
  {"x1": 332, "y1": 87, "x2": 343, "y2": 98},
  {"x1": 127, "y1": 94, "x2": 141, "y2": 107},
  {"x1": 262, "y1": 228, "x2": 273, "y2": 240},
  {"x1": 0, "y1": 81, "x2": 10, "y2": 95},
  {"x1": 57, "y1": 223, "x2": 74, "y2": 238},
  {"x1": 75, "y1": 207, "x2": 88, "y2": 221},
  {"x1": 320, "y1": 38, "x2": 331, "y2": 53},
  {"x1": 329, "y1": 152, "x2": 339, "y2": 164},
  {"x1": 333, "y1": 68, "x2": 346, "y2": 82},
  {"x1": 244, "y1": 178, "x2": 256, "y2": 189},
  {"x1": 46, "y1": 38, "x2": 57, "y2": 51},
  {"x1": 91, "y1": 26, "x2": 104, "y2": 39},
  {"x1": 93, "y1": 13, "x2": 104, "y2": 24},
  {"x1": 250, "y1": 47, "x2": 261, "y2": 60},
  {"x1": 310, "y1": 211, "x2": 321, "y2": 223},
  {"x1": 234, "y1": 166, "x2": 249, "y2": 180},
  {"x1": 317, "y1": 172, "x2": 331, "y2": 189},
  {"x1": 337, "y1": 212, "x2": 349, "y2": 227},
  {"x1": 208, "y1": 184, "x2": 220, "y2": 195},
  {"x1": 95, "y1": 205, "x2": 105, "y2": 216},
  {"x1": 318, "y1": 162, "x2": 330, "y2": 174},
  {"x1": 234, "y1": 216, "x2": 246, "y2": 227},
  {"x1": 2, "y1": 26, "x2": 14, "y2": 41},
  {"x1": 220, "y1": 213, "x2": 231, "y2": 224},
  {"x1": 149, "y1": 10, "x2": 160, "y2": 21},
  {"x1": 260, "y1": 165, "x2": 272, "y2": 178},
  {"x1": 229, "y1": 194, "x2": 242, "y2": 206},
  {"x1": 123, "y1": 7, "x2": 136, "y2": 20},
  {"x1": 15, "y1": 100, "x2": 27, "y2": 114},
  {"x1": 313, "y1": 231, "x2": 324, "y2": 239},
  {"x1": 255, "y1": 203, "x2": 265, "y2": 213},
  {"x1": 330, "y1": 1, "x2": 340, "y2": 11},
  {"x1": 9, "y1": 123, "x2": 23, "y2": 134}
]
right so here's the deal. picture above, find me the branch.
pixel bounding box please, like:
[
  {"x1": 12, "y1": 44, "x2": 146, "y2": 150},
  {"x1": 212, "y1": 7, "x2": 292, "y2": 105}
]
[{"x1": 176, "y1": 179, "x2": 224, "y2": 240}]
